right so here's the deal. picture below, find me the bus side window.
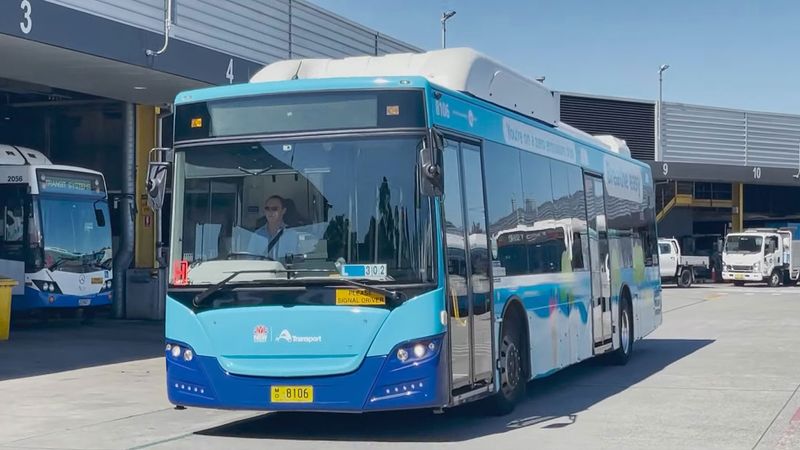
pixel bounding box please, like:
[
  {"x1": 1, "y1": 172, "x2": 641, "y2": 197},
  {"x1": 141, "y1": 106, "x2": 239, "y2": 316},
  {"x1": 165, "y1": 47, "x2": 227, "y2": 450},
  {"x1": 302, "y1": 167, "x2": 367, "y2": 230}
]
[
  {"x1": 571, "y1": 232, "x2": 585, "y2": 269},
  {"x1": 5, "y1": 207, "x2": 23, "y2": 242},
  {"x1": 0, "y1": 186, "x2": 26, "y2": 261}
]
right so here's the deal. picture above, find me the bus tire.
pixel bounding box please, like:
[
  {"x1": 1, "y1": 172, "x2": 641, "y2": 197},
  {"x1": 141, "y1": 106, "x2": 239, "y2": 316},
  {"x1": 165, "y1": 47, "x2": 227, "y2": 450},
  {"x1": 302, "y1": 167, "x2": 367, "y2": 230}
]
[
  {"x1": 487, "y1": 316, "x2": 525, "y2": 416},
  {"x1": 767, "y1": 270, "x2": 781, "y2": 287},
  {"x1": 677, "y1": 268, "x2": 692, "y2": 288},
  {"x1": 609, "y1": 294, "x2": 633, "y2": 366}
]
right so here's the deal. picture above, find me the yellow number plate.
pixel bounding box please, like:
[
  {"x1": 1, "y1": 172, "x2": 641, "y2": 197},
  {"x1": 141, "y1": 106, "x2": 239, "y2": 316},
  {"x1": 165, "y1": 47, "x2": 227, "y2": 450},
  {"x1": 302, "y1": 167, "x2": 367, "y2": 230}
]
[
  {"x1": 335, "y1": 289, "x2": 385, "y2": 306},
  {"x1": 735, "y1": 274, "x2": 744, "y2": 280},
  {"x1": 91, "y1": 277, "x2": 103, "y2": 285},
  {"x1": 270, "y1": 385, "x2": 313, "y2": 403}
]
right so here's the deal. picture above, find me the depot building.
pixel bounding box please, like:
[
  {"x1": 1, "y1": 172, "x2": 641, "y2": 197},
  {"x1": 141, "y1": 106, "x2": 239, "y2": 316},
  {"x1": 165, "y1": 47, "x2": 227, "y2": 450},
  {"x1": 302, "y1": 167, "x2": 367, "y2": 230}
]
[{"x1": 558, "y1": 92, "x2": 800, "y2": 275}]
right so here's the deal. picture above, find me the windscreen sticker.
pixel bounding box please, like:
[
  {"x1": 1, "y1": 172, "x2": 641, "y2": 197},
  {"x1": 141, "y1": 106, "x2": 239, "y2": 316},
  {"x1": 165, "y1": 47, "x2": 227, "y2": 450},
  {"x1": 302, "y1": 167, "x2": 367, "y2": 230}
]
[{"x1": 340, "y1": 264, "x2": 387, "y2": 279}]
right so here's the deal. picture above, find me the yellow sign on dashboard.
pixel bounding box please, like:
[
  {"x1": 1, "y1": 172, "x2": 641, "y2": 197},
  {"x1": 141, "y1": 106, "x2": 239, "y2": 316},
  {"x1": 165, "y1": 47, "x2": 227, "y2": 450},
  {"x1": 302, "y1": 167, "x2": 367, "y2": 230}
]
[{"x1": 335, "y1": 289, "x2": 386, "y2": 306}]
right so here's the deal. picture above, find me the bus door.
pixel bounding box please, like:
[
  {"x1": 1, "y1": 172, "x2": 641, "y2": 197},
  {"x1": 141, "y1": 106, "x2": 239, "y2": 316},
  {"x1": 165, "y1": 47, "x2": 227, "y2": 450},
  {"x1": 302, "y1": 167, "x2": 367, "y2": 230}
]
[
  {"x1": 441, "y1": 137, "x2": 494, "y2": 392},
  {"x1": 0, "y1": 183, "x2": 28, "y2": 297},
  {"x1": 583, "y1": 173, "x2": 613, "y2": 349}
]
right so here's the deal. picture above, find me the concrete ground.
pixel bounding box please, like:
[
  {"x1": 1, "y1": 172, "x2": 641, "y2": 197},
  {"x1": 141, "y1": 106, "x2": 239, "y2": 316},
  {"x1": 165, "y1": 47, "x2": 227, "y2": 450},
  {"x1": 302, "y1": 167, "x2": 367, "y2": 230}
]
[{"x1": 1, "y1": 284, "x2": 800, "y2": 450}]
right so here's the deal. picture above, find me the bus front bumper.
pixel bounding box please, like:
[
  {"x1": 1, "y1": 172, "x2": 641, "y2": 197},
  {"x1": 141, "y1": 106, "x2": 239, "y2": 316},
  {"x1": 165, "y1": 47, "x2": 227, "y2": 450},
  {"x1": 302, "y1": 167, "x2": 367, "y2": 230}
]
[
  {"x1": 722, "y1": 271, "x2": 764, "y2": 282},
  {"x1": 12, "y1": 287, "x2": 113, "y2": 310},
  {"x1": 165, "y1": 335, "x2": 448, "y2": 413}
]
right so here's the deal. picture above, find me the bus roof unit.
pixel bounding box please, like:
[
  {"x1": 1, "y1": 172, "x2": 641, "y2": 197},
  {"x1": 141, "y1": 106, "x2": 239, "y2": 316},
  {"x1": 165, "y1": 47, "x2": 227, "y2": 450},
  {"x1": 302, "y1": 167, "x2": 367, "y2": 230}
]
[
  {"x1": 249, "y1": 47, "x2": 633, "y2": 159},
  {"x1": 250, "y1": 47, "x2": 560, "y2": 127},
  {"x1": 0, "y1": 144, "x2": 53, "y2": 166}
]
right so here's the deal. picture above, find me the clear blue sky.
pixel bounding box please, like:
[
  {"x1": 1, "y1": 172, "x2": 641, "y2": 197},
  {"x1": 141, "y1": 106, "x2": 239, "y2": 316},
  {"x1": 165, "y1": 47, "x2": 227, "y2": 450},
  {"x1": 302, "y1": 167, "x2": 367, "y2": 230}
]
[{"x1": 311, "y1": 0, "x2": 800, "y2": 114}]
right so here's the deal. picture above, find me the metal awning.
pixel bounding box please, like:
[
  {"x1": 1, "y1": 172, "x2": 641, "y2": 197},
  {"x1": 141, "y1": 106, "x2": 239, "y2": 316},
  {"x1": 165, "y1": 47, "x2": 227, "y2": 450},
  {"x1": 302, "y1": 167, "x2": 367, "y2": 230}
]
[{"x1": 646, "y1": 160, "x2": 800, "y2": 187}]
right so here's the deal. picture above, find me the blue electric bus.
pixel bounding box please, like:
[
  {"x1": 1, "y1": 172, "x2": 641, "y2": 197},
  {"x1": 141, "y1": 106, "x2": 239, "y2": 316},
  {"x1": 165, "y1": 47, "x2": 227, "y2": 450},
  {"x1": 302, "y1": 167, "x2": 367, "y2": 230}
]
[{"x1": 149, "y1": 48, "x2": 662, "y2": 415}]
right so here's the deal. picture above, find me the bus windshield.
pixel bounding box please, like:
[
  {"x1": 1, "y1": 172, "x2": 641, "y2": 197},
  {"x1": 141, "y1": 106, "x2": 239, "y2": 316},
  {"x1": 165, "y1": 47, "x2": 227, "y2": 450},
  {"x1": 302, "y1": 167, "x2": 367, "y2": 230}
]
[
  {"x1": 171, "y1": 135, "x2": 434, "y2": 286},
  {"x1": 724, "y1": 235, "x2": 763, "y2": 254},
  {"x1": 38, "y1": 196, "x2": 112, "y2": 272}
]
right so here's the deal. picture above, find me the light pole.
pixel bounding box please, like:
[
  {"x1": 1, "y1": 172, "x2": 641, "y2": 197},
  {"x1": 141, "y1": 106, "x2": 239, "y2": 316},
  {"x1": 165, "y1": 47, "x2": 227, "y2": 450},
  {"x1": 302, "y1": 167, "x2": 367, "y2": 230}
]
[
  {"x1": 657, "y1": 64, "x2": 670, "y2": 160},
  {"x1": 441, "y1": 10, "x2": 456, "y2": 49}
]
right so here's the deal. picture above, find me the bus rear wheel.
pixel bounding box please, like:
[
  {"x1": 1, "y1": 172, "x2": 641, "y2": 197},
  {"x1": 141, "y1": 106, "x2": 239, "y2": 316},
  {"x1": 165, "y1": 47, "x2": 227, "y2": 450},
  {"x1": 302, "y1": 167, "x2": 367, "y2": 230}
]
[
  {"x1": 608, "y1": 295, "x2": 633, "y2": 366},
  {"x1": 487, "y1": 318, "x2": 525, "y2": 415}
]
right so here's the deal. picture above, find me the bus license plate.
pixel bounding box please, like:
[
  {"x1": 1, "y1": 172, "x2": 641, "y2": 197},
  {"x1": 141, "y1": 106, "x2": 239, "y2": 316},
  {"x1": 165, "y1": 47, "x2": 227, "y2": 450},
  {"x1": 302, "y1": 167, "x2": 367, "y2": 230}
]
[
  {"x1": 335, "y1": 289, "x2": 385, "y2": 306},
  {"x1": 734, "y1": 274, "x2": 744, "y2": 280},
  {"x1": 79, "y1": 298, "x2": 91, "y2": 306},
  {"x1": 270, "y1": 385, "x2": 313, "y2": 403}
]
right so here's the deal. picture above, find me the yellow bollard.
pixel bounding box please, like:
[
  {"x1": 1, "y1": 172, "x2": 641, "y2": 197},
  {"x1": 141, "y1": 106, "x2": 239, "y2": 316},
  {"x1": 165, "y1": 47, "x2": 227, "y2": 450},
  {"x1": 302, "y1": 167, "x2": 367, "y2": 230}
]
[{"x1": 0, "y1": 277, "x2": 18, "y2": 341}]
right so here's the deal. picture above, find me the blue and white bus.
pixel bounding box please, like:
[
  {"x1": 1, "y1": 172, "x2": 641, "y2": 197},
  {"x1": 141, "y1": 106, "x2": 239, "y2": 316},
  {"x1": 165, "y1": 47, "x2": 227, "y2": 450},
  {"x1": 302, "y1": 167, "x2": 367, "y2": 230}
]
[
  {"x1": 0, "y1": 145, "x2": 113, "y2": 313},
  {"x1": 151, "y1": 48, "x2": 661, "y2": 415}
]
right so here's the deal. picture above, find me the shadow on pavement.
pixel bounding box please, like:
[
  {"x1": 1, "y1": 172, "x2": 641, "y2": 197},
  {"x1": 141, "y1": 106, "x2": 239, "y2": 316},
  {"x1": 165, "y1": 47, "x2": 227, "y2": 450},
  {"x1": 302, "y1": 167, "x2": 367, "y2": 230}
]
[
  {"x1": 196, "y1": 338, "x2": 713, "y2": 443},
  {"x1": 0, "y1": 314, "x2": 165, "y2": 381}
]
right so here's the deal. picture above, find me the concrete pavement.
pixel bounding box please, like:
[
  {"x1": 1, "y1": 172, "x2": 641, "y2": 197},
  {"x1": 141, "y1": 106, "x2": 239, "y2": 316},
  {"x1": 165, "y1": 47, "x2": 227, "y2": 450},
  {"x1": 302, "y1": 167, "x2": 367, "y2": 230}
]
[{"x1": 1, "y1": 284, "x2": 799, "y2": 449}]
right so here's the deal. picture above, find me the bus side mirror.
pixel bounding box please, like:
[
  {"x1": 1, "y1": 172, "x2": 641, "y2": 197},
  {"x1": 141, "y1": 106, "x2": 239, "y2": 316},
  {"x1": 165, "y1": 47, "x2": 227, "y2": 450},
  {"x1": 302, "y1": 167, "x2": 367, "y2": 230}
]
[
  {"x1": 420, "y1": 129, "x2": 444, "y2": 197},
  {"x1": 94, "y1": 208, "x2": 106, "y2": 227},
  {"x1": 146, "y1": 147, "x2": 173, "y2": 212}
]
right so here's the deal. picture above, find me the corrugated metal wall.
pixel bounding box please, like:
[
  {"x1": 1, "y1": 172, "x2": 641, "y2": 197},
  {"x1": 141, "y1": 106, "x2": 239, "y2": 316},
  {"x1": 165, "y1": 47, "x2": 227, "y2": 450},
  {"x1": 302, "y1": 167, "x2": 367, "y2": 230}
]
[
  {"x1": 559, "y1": 94, "x2": 656, "y2": 161},
  {"x1": 45, "y1": 0, "x2": 165, "y2": 33},
  {"x1": 661, "y1": 102, "x2": 800, "y2": 168},
  {"x1": 45, "y1": 0, "x2": 421, "y2": 64}
]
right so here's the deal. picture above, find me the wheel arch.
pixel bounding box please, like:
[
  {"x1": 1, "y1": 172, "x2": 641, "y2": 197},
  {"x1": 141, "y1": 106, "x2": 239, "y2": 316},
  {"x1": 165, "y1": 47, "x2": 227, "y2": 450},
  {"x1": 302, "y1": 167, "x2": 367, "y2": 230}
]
[{"x1": 499, "y1": 296, "x2": 531, "y2": 380}]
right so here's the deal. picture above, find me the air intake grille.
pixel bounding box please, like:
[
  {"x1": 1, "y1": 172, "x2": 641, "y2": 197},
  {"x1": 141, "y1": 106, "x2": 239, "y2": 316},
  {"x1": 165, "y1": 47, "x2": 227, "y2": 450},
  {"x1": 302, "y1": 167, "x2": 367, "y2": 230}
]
[{"x1": 560, "y1": 95, "x2": 655, "y2": 161}]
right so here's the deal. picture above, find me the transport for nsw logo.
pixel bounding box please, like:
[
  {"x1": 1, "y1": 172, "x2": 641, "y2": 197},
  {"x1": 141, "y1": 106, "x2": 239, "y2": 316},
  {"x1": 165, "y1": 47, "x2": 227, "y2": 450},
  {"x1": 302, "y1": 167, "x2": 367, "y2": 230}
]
[{"x1": 253, "y1": 325, "x2": 269, "y2": 343}]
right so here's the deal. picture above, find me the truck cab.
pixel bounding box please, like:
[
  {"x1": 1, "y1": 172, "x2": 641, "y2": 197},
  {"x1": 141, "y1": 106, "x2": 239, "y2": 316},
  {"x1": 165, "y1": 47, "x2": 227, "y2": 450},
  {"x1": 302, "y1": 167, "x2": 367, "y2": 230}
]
[
  {"x1": 722, "y1": 228, "x2": 800, "y2": 287},
  {"x1": 658, "y1": 238, "x2": 708, "y2": 288}
]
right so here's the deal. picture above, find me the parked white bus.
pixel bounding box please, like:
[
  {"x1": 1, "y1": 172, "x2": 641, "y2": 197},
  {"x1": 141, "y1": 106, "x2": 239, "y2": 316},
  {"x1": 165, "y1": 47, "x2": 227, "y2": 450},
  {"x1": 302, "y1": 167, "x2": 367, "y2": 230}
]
[{"x1": 0, "y1": 145, "x2": 113, "y2": 313}]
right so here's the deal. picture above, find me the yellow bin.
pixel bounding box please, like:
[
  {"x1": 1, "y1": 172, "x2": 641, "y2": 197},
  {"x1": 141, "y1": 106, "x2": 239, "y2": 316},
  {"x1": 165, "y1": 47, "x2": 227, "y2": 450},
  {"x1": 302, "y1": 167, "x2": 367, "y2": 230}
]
[{"x1": 0, "y1": 277, "x2": 17, "y2": 341}]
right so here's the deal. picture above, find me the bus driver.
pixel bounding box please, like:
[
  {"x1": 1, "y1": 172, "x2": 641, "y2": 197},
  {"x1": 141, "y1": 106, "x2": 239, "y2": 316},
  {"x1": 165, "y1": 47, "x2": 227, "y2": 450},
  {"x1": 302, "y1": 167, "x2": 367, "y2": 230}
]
[{"x1": 248, "y1": 195, "x2": 300, "y2": 261}]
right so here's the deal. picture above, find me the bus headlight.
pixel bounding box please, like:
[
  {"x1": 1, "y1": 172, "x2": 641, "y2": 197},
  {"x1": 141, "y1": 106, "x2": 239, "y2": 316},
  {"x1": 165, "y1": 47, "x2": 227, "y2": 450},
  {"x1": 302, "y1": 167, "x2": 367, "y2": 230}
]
[
  {"x1": 171, "y1": 345, "x2": 182, "y2": 359},
  {"x1": 394, "y1": 338, "x2": 440, "y2": 364},
  {"x1": 33, "y1": 280, "x2": 62, "y2": 294},
  {"x1": 397, "y1": 348, "x2": 409, "y2": 362},
  {"x1": 183, "y1": 349, "x2": 194, "y2": 362}
]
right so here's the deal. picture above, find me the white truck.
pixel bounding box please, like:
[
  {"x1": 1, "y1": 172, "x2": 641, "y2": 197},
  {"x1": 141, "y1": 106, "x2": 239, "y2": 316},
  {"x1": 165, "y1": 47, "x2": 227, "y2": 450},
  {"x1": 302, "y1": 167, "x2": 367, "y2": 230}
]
[
  {"x1": 658, "y1": 238, "x2": 710, "y2": 288},
  {"x1": 722, "y1": 228, "x2": 800, "y2": 287}
]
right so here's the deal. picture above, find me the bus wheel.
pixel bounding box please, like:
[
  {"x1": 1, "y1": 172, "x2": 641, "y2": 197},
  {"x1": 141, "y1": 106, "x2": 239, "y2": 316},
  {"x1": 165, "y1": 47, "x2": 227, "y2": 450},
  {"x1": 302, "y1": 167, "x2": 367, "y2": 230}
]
[
  {"x1": 767, "y1": 270, "x2": 781, "y2": 287},
  {"x1": 609, "y1": 295, "x2": 633, "y2": 366},
  {"x1": 487, "y1": 318, "x2": 525, "y2": 415}
]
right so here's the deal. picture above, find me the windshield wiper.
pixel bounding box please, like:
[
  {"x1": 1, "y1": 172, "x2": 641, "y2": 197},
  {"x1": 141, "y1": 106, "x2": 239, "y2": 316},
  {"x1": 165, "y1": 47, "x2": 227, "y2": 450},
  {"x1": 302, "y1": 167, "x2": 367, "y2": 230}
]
[
  {"x1": 191, "y1": 269, "x2": 405, "y2": 307},
  {"x1": 192, "y1": 268, "x2": 333, "y2": 307},
  {"x1": 49, "y1": 255, "x2": 81, "y2": 271}
]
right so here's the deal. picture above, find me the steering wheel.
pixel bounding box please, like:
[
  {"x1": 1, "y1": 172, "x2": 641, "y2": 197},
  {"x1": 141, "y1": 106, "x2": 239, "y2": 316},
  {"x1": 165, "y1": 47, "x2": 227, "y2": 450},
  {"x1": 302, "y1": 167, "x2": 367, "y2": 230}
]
[{"x1": 225, "y1": 252, "x2": 275, "y2": 261}]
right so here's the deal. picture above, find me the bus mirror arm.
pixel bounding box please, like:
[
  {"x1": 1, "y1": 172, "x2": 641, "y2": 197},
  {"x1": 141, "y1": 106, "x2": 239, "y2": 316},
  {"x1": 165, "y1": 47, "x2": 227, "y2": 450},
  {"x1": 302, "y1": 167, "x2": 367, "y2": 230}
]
[
  {"x1": 92, "y1": 199, "x2": 106, "y2": 227},
  {"x1": 146, "y1": 147, "x2": 173, "y2": 212}
]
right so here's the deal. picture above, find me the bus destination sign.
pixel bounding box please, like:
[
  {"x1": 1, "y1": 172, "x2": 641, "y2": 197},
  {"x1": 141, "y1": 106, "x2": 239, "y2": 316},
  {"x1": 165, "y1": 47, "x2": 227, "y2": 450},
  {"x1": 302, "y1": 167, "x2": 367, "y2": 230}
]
[{"x1": 37, "y1": 170, "x2": 104, "y2": 194}]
